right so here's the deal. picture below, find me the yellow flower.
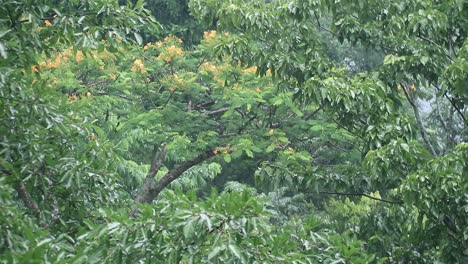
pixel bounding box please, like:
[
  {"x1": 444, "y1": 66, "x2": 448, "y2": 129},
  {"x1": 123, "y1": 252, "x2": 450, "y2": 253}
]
[
  {"x1": 157, "y1": 45, "x2": 183, "y2": 63},
  {"x1": 45, "y1": 20, "x2": 52, "y2": 26},
  {"x1": 244, "y1": 66, "x2": 257, "y2": 73},
  {"x1": 144, "y1": 42, "x2": 152, "y2": 50},
  {"x1": 199, "y1": 62, "x2": 217, "y2": 73},
  {"x1": 67, "y1": 93, "x2": 78, "y2": 104},
  {"x1": 166, "y1": 45, "x2": 183, "y2": 57},
  {"x1": 268, "y1": 129, "x2": 274, "y2": 136},
  {"x1": 131, "y1": 59, "x2": 146, "y2": 74},
  {"x1": 31, "y1": 65, "x2": 39, "y2": 73},
  {"x1": 76, "y1": 51, "x2": 84, "y2": 63},
  {"x1": 203, "y1": 30, "x2": 217, "y2": 43},
  {"x1": 88, "y1": 133, "x2": 97, "y2": 141}
]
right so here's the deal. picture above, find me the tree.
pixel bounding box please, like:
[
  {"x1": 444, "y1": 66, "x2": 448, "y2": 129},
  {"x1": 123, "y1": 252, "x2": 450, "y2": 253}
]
[
  {"x1": 1, "y1": 0, "x2": 466, "y2": 262},
  {"x1": 0, "y1": 0, "x2": 157, "y2": 261},
  {"x1": 189, "y1": 0, "x2": 467, "y2": 261}
]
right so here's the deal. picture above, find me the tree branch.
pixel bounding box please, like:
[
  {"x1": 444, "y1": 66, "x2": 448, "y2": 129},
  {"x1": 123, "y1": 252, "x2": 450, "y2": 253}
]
[
  {"x1": 401, "y1": 83, "x2": 438, "y2": 156},
  {"x1": 318, "y1": 191, "x2": 403, "y2": 205},
  {"x1": 207, "y1": 106, "x2": 240, "y2": 116},
  {"x1": 136, "y1": 149, "x2": 216, "y2": 204},
  {"x1": 303, "y1": 105, "x2": 322, "y2": 121},
  {"x1": 16, "y1": 182, "x2": 40, "y2": 213},
  {"x1": 432, "y1": 83, "x2": 466, "y2": 123},
  {"x1": 417, "y1": 35, "x2": 454, "y2": 63},
  {"x1": 134, "y1": 144, "x2": 168, "y2": 204}
]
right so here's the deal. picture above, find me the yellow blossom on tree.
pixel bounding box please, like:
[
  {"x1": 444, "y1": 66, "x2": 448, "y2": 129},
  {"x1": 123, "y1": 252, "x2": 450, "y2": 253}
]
[
  {"x1": 131, "y1": 59, "x2": 146, "y2": 74},
  {"x1": 88, "y1": 133, "x2": 97, "y2": 141},
  {"x1": 244, "y1": 66, "x2": 257, "y2": 73},
  {"x1": 75, "y1": 51, "x2": 84, "y2": 63},
  {"x1": 67, "y1": 94, "x2": 78, "y2": 104},
  {"x1": 199, "y1": 62, "x2": 218, "y2": 73},
  {"x1": 157, "y1": 45, "x2": 183, "y2": 63},
  {"x1": 144, "y1": 42, "x2": 152, "y2": 50},
  {"x1": 203, "y1": 30, "x2": 217, "y2": 43}
]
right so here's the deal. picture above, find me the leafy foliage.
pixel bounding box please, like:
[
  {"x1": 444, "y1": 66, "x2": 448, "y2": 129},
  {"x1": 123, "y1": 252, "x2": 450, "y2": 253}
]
[{"x1": 1, "y1": 0, "x2": 467, "y2": 263}]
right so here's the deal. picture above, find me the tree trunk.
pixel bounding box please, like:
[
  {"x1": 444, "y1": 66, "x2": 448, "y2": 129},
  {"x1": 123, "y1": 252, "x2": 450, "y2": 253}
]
[
  {"x1": 134, "y1": 144, "x2": 168, "y2": 203},
  {"x1": 135, "y1": 148, "x2": 215, "y2": 204}
]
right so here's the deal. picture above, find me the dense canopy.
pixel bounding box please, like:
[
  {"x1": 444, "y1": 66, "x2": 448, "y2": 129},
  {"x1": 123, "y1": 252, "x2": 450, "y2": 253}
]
[{"x1": 0, "y1": 0, "x2": 467, "y2": 263}]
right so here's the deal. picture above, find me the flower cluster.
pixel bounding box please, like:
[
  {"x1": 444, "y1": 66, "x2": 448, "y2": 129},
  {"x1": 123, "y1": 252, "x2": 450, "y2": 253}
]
[
  {"x1": 162, "y1": 74, "x2": 185, "y2": 92},
  {"x1": 199, "y1": 62, "x2": 218, "y2": 73},
  {"x1": 396, "y1": 84, "x2": 416, "y2": 92},
  {"x1": 143, "y1": 42, "x2": 152, "y2": 50},
  {"x1": 67, "y1": 93, "x2": 78, "y2": 104},
  {"x1": 157, "y1": 45, "x2": 183, "y2": 63},
  {"x1": 203, "y1": 30, "x2": 217, "y2": 43},
  {"x1": 243, "y1": 66, "x2": 257, "y2": 74},
  {"x1": 131, "y1": 59, "x2": 146, "y2": 74},
  {"x1": 213, "y1": 144, "x2": 237, "y2": 155},
  {"x1": 38, "y1": 49, "x2": 72, "y2": 69},
  {"x1": 75, "y1": 51, "x2": 84, "y2": 63}
]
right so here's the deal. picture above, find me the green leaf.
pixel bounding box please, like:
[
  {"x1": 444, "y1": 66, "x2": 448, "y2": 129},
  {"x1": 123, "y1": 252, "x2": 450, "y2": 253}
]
[
  {"x1": 208, "y1": 245, "x2": 225, "y2": 260},
  {"x1": 134, "y1": 32, "x2": 143, "y2": 45},
  {"x1": 228, "y1": 244, "x2": 242, "y2": 259},
  {"x1": 0, "y1": 42, "x2": 7, "y2": 59}
]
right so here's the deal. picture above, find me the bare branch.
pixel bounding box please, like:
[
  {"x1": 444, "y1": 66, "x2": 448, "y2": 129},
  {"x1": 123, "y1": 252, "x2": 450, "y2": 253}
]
[{"x1": 317, "y1": 191, "x2": 403, "y2": 205}]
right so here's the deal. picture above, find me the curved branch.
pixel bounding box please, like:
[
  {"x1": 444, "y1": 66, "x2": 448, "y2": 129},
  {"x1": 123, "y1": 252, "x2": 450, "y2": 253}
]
[
  {"x1": 134, "y1": 144, "x2": 167, "y2": 203},
  {"x1": 17, "y1": 182, "x2": 40, "y2": 213},
  {"x1": 318, "y1": 191, "x2": 403, "y2": 205},
  {"x1": 136, "y1": 149, "x2": 216, "y2": 204}
]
